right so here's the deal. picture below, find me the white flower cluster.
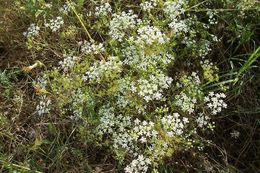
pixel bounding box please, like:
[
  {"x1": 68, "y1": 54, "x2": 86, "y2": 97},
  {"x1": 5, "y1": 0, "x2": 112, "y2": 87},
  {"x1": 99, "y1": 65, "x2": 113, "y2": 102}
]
[
  {"x1": 97, "y1": 106, "x2": 116, "y2": 134},
  {"x1": 36, "y1": 95, "x2": 51, "y2": 116},
  {"x1": 58, "y1": 55, "x2": 78, "y2": 72},
  {"x1": 69, "y1": 89, "x2": 89, "y2": 119},
  {"x1": 196, "y1": 113, "x2": 211, "y2": 128},
  {"x1": 84, "y1": 56, "x2": 122, "y2": 83},
  {"x1": 115, "y1": 94, "x2": 129, "y2": 108},
  {"x1": 164, "y1": 0, "x2": 188, "y2": 35},
  {"x1": 35, "y1": 73, "x2": 48, "y2": 89},
  {"x1": 200, "y1": 59, "x2": 219, "y2": 81},
  {"x1": 133, "y1": 119, "x2": 158, "y2": 143},
  {"x1": 97, "y1": 107, "x2": 159, "y2": 167},
  {"x1": 207, "y1": 11, "x2": 218, "y2": 25},
  {"x1": 125, "y1": 155, "x2": 151, "y2": 173},
  {"x1": 147, "y1": 142, "x2": 169, "y2": 159},
  {"x1": 175, "y1": 72, "x2": 202, "y2": 113},
  {"x1": 95, "y1": 2, "x2": 112, "y2": 16},
  {"x1": 230, "y1": 130, "x2": 240, "y2": 139},
  {"x1": 97, "y1": 105, "x2": 158, "y2": 154},
  {"x1": 109, "y1": 10, "x2": 139, "y2": 41},
  {"x1": 111, "y1": 80, "x2": 146, "y2": 113},
  {"x1": 45, "y1": 16, "x2": 64, "y2": 32},
  {"x1": 136, "y1": 25, "x2": 169, "y2": 45},
  {"x1": 140, "y1": 0, "x2": 158, "y2": 12},
  {"x1": 168, "y1": 19, "x2": 188, "y2": 34},
  {"x1": 200, "y1": 59, "x2": 215, "y2": 70},
  {"x1": 177, "y1": 72, "x2": 201, "y2": 88},
  {"x1": 205, "y1": 92, "x2": 227, "y2": 115},
  {"x1": 97, "y1": 106, "x2": 131, "y2": 135},
  {"x1": 59, "y1": 3, "x2": 70, "y2": 13},
  {"x1": 122, "y1": 45, "x2": 175, "y2": 70},
  {"x1": 161, "y1": 113, "x2": 189, "y2": 136},
  {"x1": 23, "y1": 23, "x2": 40, "y2": 38},
  {"x1": 113, "y1": 132, "x2": 135, "y2": 152},
  {"x1": 132, "y1": 73, "x2": 173, "y2": 102},
  {"x1": 80, "y1": 41, "x2": 105, "y2": 55},
  {"x1": 181, "y1": 36, "x2": 196, "y2": 47},
  {"x1": 174, "y1": 92, "x2": 197, "y2": 114},
  {"x1": 112, "y1": 79, "x2": 133, "y2": 108},
  {"x1": 163, "y1": 0, "x2": 185, "y2": 19},
  {"x1": 134, "y1": 104, "x2": 147, "y2": 115},
  {"x1": 197, "y1": 40, "x2": 212, "y2": 58}
]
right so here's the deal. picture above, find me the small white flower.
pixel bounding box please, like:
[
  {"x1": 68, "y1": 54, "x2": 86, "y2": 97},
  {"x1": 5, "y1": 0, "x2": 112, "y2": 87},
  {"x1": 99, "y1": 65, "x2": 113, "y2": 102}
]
[
  {"x1": 109, "y1": 10, "x2": 138, "y2": 41},
  {"x1": 161, "y1": 113, "x2": 189, "y2": 136},
  {"x1": 95, "y1": 2, "x2": 112, "y2": 16},
  {"x1": 23, "y1": 23, "x2": 40, "y2": 38},
  {"x1": 230, "y1": 130, "x2": 240, "y2": 139},
  {"x1": 125, "y1": 155, "x2": 151, "y2": 173},
  {"x1": 134, "y1": 118, "x2": 141, "y2": 125},
  {"x1": 140, "y1": 0, "x2": 158, "y2": 12},
  {"x1": 136, "y1": 25, "x2": 169, "y2": 45},
  {"x1": 84, "y1": 56, "x2": 122, "y2": 83},
  {"x1": 58, "y1": 55, "x2": 78, "y2": 72},
  {"x1": 205, "y1": 92, "x2": 227, "y2": 115},
  {"x1": 135, "y1": 72, "x2": 172, "y2": 102},
  {"x1": 36, "y1": 95, "x2": 51, "y2": 116},
  {"x1": 196, "y1": 113, "x2": 210, "y2": 128},
  {"x1": 80, "y1": 41, "x2": 105, "y2": 55},
  {"x1": 59, "y1": 3, "x2": 71, "y2": 13},
  {"x1": 164, "y1": 0, "x2": 185, "y2": 19},
  {"x1": 45, "y1": 16, "x2": 64, "y2": 32}
]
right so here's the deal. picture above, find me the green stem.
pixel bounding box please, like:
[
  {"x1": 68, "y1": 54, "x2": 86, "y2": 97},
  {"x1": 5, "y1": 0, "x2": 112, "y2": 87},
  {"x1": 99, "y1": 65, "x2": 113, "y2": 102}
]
[{"x1": 68, "y1": 0, "x2": 94, "y2": 42}]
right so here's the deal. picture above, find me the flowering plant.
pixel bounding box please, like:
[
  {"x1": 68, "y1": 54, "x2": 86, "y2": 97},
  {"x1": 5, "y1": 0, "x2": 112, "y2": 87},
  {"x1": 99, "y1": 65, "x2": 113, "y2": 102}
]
[{"x1": 23, "y1": 0, "x2": 231, "y2": 172}]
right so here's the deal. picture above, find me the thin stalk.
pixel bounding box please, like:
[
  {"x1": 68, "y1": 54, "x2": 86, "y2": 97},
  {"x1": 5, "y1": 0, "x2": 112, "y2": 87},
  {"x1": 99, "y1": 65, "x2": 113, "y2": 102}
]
[{"x1": 67, "y1": 0, "x2": 94, "y2": 42}]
